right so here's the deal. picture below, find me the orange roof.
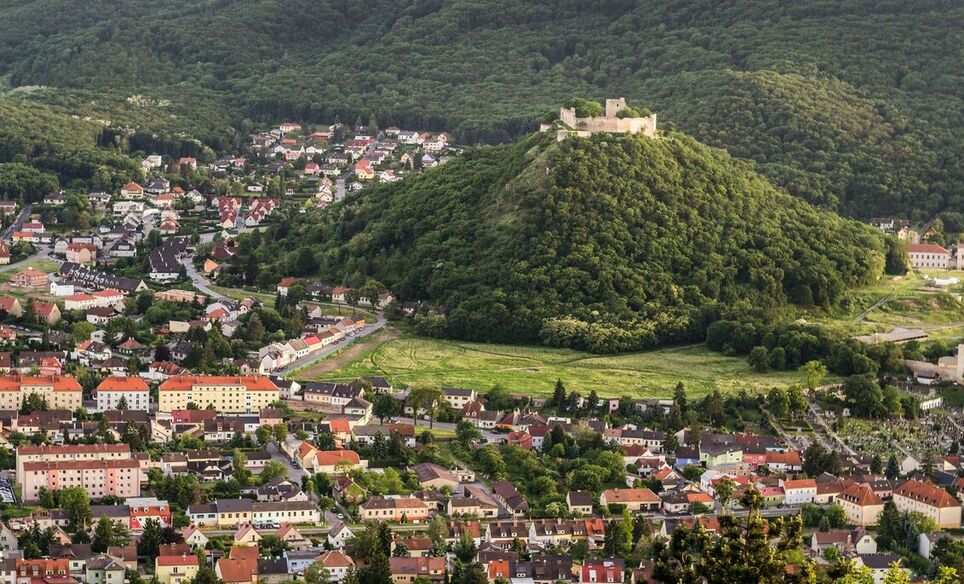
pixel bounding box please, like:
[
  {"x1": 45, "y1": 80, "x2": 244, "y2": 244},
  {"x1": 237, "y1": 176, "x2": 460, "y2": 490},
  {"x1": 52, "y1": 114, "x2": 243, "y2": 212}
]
[
  {"x1": 315, "y1": 450, "x2": 361, "y2": 467},
  {"x1": 328, "y1": 419, "x2": 350, "y2": 434},
  {"x1": 217, "y1": 557, "x2": 257, "y2": 583},
  {"x1": 896, "y1": 479, "x2": 961, "y2": 509},
  {"x1": 159, "y1": 375, "x2": 278, "y2": 392},
  {"x1": 96, "y1": 376, "x2": 149, "y2": 392},
  {"x1": 908, "y1": 243, "x2": 948, "y2": 254},
  {"x1": 783, "y1": 479, "x2": 817, "y2": 490},
  {"x1": 17, "y1": 268, "x2": 47, "y2": 277},
  {"x1": 601, "y1": 488, "x2": 660, "y2": 504},
  {"x1": 32, "y1": 301, "x2": 58, "y2": 316},
  {"x1": 0, "y1": 375, "x2": 81, "y2": 392},
  {"x1": 92, "y1": 289, "x2": 124, "y2": 298},
  {"x1": 317, "y1": 551, "x2": 354, "y2": 569},
  {"x1": 766, "y1": 450, "x2": 802, "y2": 465},
  {"x1": 66, "y1": 293, "x2": 95, "y2": 302},
  {"x1": 687, "y1": 492, "x2": 715, "y2": 504},
  {"x1": 839, "y1": 483, "x2": 883, "y2": 507},
  {"x1": 122, "y1": 182, "x2": 144, "y2": 192},
  {"x1": 156, "y1": 555, "x2": 198, "y2": 567}
]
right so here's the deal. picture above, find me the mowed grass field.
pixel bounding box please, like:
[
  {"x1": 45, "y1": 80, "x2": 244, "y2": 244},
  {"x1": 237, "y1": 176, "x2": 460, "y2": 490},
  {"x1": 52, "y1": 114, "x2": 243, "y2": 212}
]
[{"x1": 317, "y1": 335, "x2": 819, "y2": 398}]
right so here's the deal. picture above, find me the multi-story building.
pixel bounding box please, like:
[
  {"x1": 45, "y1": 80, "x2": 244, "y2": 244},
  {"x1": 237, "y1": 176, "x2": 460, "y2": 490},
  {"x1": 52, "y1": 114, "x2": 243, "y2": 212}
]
[
  {"x1": 780, "y1": 478, "x2": 817, "y2": 506},
  {"x1": 907, "y1": 243, "x2": 950, "y2": 270},
  {"x1": 0, "y1": 375, "x2": 83, "y2": 410},
  {"x1": 16, "y1": 444, "x2": 132, "y2": 486},
  {"x1": 95, "y1": 376, "x2": 151, "y2": 412},
  {"x1": 158, "y1": 376, "x2": 279, "y2": 413},
  {"x1": 440, "y1": 387, "x2": 477, "y2": 410},
  {"x1": 837, "y1": 483, "x2": 884, "y2": 527},
  {"x1": 21, "y1": 459, "x2": 141, "y2": 502},
  {"x1": 893, "y1": 479, "x2": 962, "y2": 529},
  {"x1": 154, "y1": 554, "x2": 198, "y2": 584}
]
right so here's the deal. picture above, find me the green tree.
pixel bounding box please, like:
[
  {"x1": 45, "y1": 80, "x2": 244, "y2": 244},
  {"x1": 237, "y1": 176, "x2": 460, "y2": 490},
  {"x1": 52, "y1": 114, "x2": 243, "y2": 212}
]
[
  {"x1": 800, "y1": 360, "x2": 828, "y2": 392},
  {"x1": 256, "y1": 425, "x2": 272, "y2": 446},
  {"x1": 91, "y1": 516, "x2": 115, "y2": 552},
  {"x1": 258, "y1": 535, "x2": 289, "y2": 557},
  {"x1": 60, "y1": 487, "x2": 91, "y2": 529},
  {"x1": 137, "y1": 518, "x2": 163, "y2": 562}
]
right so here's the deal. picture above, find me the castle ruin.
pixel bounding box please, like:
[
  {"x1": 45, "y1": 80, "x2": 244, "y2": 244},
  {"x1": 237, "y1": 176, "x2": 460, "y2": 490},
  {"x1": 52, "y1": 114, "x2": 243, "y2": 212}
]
[{"x1": 542, "y1": 98, "x2": 658, "y2": 141}]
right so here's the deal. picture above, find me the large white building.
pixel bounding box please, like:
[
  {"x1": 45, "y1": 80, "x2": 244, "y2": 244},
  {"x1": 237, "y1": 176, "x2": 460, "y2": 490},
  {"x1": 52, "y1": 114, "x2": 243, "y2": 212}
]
[
  {"x1": 893, "y1": 479, "x2": 962, "y2": 529},
  {"x1": 95, "y1": 376, "x2": 151, "y2": 412},
  {"x1": 907, "y1": 243, "x2": 950, "y2": 270}
]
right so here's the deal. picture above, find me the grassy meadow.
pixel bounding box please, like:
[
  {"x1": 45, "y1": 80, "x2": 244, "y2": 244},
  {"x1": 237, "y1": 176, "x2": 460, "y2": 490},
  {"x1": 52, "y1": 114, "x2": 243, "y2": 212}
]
[{"x1": 315, "y1": 335, "x2": 821, "y2": 398}]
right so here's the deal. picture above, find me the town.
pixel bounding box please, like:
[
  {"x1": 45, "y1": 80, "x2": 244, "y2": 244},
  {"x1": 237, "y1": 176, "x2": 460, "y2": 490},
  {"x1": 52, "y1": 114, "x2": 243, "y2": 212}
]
[{"x1": 0, "y1": 119, "x2": 960, "y2": 584}]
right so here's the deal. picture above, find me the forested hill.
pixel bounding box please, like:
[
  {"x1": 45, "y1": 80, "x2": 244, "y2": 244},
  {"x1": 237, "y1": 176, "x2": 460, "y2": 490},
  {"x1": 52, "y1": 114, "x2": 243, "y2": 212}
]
[
  {"x1": 236, "y1": 130, "x2": 894, "y2": 353},
  {"x1": 0, "y1": 0, "x2": 961, "y2": 218}
]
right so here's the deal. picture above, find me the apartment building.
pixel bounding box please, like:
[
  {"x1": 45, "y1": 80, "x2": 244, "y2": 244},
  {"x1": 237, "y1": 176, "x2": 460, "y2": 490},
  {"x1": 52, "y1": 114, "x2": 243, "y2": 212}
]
[
  {"x1": 158, "y1": 375, "x2": 279, "y2": 413},
  {"x1": 16, "y1": 444, "x2": 132, "y2": 486},
  {"x1": 837, "y1": 483, "x2": 884, "y2": 527},
  {"x1": 0, "y1": 375, "x2": 82, "y2": 410},
  {"x1": 95, "y1": 376, "x2": 151, "y2": 412},
  {"x1": 893, "y1": 479, "x2": 962, "y2": 529},
  {"x1": 21, "y1": 459, "x2": 141, "y2": 502}
]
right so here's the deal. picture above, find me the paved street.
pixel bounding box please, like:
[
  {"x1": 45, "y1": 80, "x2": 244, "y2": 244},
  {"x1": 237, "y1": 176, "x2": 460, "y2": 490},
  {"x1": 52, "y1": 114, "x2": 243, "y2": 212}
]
[
  {"x1": 1, "y1": 204, "x2": 32, "y2": 241},
  {"x1": 183, "y1": 253, "x2": 227, "y2": 300}
]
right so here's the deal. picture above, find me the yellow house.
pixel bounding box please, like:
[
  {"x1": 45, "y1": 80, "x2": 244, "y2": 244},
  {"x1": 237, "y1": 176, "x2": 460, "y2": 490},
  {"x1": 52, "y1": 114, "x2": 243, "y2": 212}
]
[
  {"x1": 155, "y1": 555, "x2": 198, "y2": 584},
  {"x1": 837, "y1": 483, "x2": 884, "y2": 527}
]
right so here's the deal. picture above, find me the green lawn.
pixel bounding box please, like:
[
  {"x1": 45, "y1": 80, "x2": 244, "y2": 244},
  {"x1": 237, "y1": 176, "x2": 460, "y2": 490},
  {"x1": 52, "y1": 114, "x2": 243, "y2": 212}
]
[
  {"x1": 317, "y1": 335, "x2": 821, "y2": 398},
  {"x1": 0, "y1": 259, "x2": 60, "y2": 280}
]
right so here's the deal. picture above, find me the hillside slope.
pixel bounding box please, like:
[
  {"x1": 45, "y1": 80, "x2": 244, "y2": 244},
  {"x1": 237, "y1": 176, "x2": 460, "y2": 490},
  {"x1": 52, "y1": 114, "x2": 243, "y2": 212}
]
[
  {"x1": 0, "y1": 0, "x2": 960, "y2": 217},
  {"x1": 234, "y1": 131, "x2": 891, "y2": 352}
]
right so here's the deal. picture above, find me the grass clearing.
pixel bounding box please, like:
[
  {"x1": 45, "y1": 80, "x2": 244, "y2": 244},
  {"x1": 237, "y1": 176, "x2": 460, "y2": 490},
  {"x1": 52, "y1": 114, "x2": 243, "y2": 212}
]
[
  {"x1": 0, "y1": 259, "x2": 60, "y2": 282},
  {"x1": 316, "y1": 335, "x2": 825, "y2": 398}
]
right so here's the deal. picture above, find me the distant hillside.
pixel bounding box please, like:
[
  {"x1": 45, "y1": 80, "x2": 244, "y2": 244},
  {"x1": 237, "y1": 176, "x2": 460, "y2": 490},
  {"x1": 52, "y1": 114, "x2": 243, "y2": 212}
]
[
  {"x1": 231, "y1": 130, "x2": 893, "y2": 352},
  {"x1": 0, "y1": 0, "x2": 960, "y2": 217}
]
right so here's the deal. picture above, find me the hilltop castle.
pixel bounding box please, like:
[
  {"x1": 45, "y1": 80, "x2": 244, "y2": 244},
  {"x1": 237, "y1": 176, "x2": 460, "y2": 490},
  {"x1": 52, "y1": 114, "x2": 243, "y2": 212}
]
[{"x1": 542, "y1": 98, "x2": 657, "y2": 141}]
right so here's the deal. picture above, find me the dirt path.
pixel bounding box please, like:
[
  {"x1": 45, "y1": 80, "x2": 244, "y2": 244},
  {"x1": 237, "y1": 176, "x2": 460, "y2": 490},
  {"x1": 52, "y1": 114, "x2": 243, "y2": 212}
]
[{"x1": 294, "y1": 327, "x2": 400, "y2": 378}]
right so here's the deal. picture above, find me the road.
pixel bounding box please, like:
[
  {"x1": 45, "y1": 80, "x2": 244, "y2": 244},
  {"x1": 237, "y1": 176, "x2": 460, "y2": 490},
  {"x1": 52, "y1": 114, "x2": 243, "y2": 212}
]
[
  {"x1": 184, "y1": 253, "x2": 229, "y2": 301},
  {"x1": 0, "y1": 245, "x2": 52, "y2": 273},
  {"x1": 1, "y1": 204, "x2": 32, "y2": 241}
]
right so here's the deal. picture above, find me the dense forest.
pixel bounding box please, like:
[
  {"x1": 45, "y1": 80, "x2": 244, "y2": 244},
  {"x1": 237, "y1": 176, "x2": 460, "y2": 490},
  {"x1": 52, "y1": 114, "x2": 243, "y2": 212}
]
[
  {"x1": 223, "y1": 130, "x2": 895, "y2": 352},
  {"x1": 0, "y1": 0, "x2": 960, "y2": 217}
]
